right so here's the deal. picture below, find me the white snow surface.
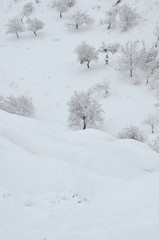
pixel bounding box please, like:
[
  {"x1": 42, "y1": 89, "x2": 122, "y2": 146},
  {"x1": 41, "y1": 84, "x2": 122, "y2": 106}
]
[{"x1": 0, "y1": 0, "x2": 159, "y2": 239}]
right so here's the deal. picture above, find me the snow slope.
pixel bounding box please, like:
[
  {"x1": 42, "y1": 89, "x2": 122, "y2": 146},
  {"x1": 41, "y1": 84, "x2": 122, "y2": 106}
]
[
  {"x1": 0, "y1": 110, "x2": 159, "y2": 240},
  {"x1": 0, "y1": 0, "x2": 159, "y2": 239}
]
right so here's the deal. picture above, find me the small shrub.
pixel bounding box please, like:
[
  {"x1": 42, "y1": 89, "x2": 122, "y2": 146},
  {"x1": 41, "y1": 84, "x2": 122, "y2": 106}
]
[
  {"x1": 150, "y1": 137, "x2": 159, "y2": 153},
  {"x1": 90, "y1": 81, "x2": 110, "y2": 98},
  {"x1": 0, "y1": 95, "x2": 35, "y2": 117},
  {"x1": 118, "y1": 125, "x2": 145, "y2": 142}
]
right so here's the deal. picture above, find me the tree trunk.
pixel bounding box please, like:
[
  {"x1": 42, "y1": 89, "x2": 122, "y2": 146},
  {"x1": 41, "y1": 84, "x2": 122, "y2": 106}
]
[
  {"x1": 115, "y1": 0, "x2": 121, "y2": 5},
  {"x1": 130, "y1": 68, "x2": 132, "y2": 77},
  {"x1": 105, "y1": 53, "x2": 108, "y2": 64},
  {"x1": 16, "y1": 32, "x2": 19, "y2": 39},
  {"x1": 34, "y1": 31, "x2": 37, "y2": 36},
  {"x1": 60, "y1": 12, "x2": 62, "y2": 18},
  {"x1": 83, "y1": 116, "x2": 86, "y2": 130},
  {"x1": 21, "y1": 14, "x2": 25, "y2": 23},
  {"x1": 152, "y1": 126, "x2": 154, "y2": 134},
  {"x1": 155, "y1": 37, "x2": 159, "y2": 48},
  {"x1": 107, "y1": 23, "x2": 111, "y2": 29},
  {"x1": 87, "y1": 61, "x2": 90, "y2": 68},
  {"x1": 76, "y1": 24, "x2": 78, "y2": 29}
]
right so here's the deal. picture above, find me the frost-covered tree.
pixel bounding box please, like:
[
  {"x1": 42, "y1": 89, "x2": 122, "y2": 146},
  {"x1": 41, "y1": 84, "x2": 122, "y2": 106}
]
[
  {"x1": 67, "y1": 91, "x2": 104, "y2": 130},
  {"x1": 143, "y1": 114, "x2": 159, "y2": 134},
  {"x1": 21, "y1": 2, "x2": 34, "y2": 23},
  {"x1": 75, "y1": 42, "x2": 98, "y2": 68},
  {"x1": 99, "y1": 42, "x2": 120, "y2": 64},
  {"x1": 117, "y1": 41, "x2": 144, "y2": 77},
  {"x1": 52, "y1": 0, "x2": 76, "y2": 18},
  {"x1": 52, "y1": 0, "x2": 67, "y2": 18},
  {"x1": 90, "y1": 81, "x2": 110, "y2": 98},
  {"x1": 0, "y1": 95, "x2": 35, "y2": 117},
  {"x1": 104, "y1": 7, "x2": 117, "y2": 29},
  {"x1": 118, "y1": 4, "x2": 139, "y2": 32},
  {"x1": 6, "y1": 17, "x2": 25, "y2": 38},
  {"x1": 66, "y1": 10, "x2": 93, "y2": 30},
  {"x1": 118, "y1": 125, "x2": 145, "y2": 142},
  {"x1": 140, "y1": 47, "x2": 158, "y2": 83},
  {"x1": 27, "y1": 18, "x2": 44, "y2": 36}
]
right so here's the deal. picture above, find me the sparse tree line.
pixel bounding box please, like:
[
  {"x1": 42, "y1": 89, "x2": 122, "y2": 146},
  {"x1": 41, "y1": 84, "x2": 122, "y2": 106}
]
[
  {"x1": 6, "y1": 2, "x2": 44, "y2": 38},
  {"x1": 3, "y1": 0, "x2": 159, "y2": 153},
  {"x1": 101, "y1": 4, "x2": 139, "y2": 32},
  {"x1": 6, "y1": 2, "x2": 144, "y2": 38},
  {"x1": 67, "y1": 88, "x2": 159, "y2": 154},
  {"x1": 74, "y1": 41, "x2": 159, "y2": 83},
  {"x1": 74, "y1": 41, "x2": 120, "y2": 69},
  {"x1": 0, "y1": 82, "x2": 159, "y2": 153},
  {"x1": 50, "y1": 0, "x2": 93, "y2": 32},
  {"x1": 51, "y1": 2, "x2": 139, "y2": 32},
  {"x1": 6, "y1": 0, "x2": 159, "y2": 47},
  {"x1": 72, "y1": 39, "x2": 159, "y2": 151},
  {"x1": 6, "y1": 0, "x2": 159, "y2": 44},
  {"x1": 67, "y1": 87, "x2": 159, "y2": 133},
  {"x1": 1, "y1": 88, "x2": 159, "y2": 152}
]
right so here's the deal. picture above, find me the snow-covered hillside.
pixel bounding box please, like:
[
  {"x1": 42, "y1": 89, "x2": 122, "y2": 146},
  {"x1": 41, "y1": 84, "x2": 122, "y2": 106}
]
[{"x1": 0, "y1": 0, "x2": 159, "y2": 239}]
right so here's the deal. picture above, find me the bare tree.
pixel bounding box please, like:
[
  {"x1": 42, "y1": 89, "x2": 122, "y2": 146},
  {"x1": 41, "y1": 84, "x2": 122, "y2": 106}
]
[
  {"x1": 99, "y1": 42, "x2": 120, "y2": 64},
  {"x1": 143, "y1": 114, "x2": 159, "y2": 134},
  {"x1": 117, "y1": 41, "x2": 144, "y2": 77},
  {"x1": 52, "y1": 0, "x2": 76, "y2": 18},
  {"x1": 75, "y1": 42, "x2": 98, "y2": 68},
  {"x1": 66, "y1": 10, "x2": 93, "y2": 31},
  {"x1": 104, "y1": 7, "x2": 117, "y2": 29},
  {"x1": 140, "y1": 46, "x2": 158, "y2": 83},
  {"x1": 67, "y1": 91, "x2": 104, "y2": 130},
  {"x1": 20, "y1": 2, "x2": 34, "y2": 23},
  {"x1": 27, "y1": 18, "x2": 44, "y2": 36},
  {"x1": 118, "y1": 4, "x2": 139, "y2": 32},
  {"x1": 118, "y1": 125, "x2": 145, "y2": 142},
  {"x1": 6, "y1": 17, "x2": 25, "y2": 38}
]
